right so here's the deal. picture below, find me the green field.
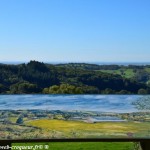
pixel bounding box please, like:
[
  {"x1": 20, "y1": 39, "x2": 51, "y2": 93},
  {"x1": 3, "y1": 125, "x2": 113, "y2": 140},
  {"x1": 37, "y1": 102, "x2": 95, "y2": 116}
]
[
  {"x1": 26, "y1": 119, "x2": 150, "y2": 138},
  {"x1": 145, "y1": 67, "x2": 150, "y2": 73},
  {"x1": 12, "y1": 142, "x2": 135, "y2": 150},
  {"x1": 99, "y1": 69, "x2": 135, "y2": 78}
]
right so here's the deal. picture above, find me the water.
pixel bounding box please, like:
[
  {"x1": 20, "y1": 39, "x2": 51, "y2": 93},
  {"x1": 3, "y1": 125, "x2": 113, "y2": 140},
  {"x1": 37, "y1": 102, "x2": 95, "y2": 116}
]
[
  {"x1": 91, "y1": 116, "x2": 126, "y2": 122},
  {"x1": 0, "y1": 95, "x2": 144, "y2": 113}
]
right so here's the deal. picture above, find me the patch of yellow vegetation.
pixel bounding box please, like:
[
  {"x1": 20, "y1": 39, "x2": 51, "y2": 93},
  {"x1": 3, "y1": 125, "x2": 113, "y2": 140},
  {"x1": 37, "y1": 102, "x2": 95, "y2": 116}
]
[
  {"x1": 8, "y1": 117, "x2": 18, "y2": 123},
  {"x1": 26, "y1": 119, "x2": 147, "y2": 134}
]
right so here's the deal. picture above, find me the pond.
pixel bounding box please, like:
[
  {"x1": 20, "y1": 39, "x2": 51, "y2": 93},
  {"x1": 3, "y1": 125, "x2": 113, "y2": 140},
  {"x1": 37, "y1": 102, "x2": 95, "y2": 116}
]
[
  {"x1": 0, "y1": 95, "x2": 144, "y2": 113},
  {"x1": 91, "y1": 116, "x2": 126, "y2": 122}
]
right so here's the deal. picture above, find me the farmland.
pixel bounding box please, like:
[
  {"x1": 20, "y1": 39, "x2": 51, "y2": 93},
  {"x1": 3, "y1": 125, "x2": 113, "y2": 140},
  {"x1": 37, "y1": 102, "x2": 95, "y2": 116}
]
[{"x1": 0, "y1": 110, "x2": 150, "y2": 139}]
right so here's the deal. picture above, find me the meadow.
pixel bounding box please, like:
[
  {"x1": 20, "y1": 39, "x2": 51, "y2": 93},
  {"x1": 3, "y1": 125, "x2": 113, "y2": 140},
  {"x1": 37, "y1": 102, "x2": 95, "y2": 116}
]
[
  {"x1": 98, "y1": 68, "x2": 135, "y2": 78},
  {"x1": 26, "y1": 119, "x2": 150, "y2": 138},
  {"x1": 1, "y1": 107, "x2": 150, "y2": 140},
  {"x1": 12, "y1": 142, "x2": 135, "y2": 150}
]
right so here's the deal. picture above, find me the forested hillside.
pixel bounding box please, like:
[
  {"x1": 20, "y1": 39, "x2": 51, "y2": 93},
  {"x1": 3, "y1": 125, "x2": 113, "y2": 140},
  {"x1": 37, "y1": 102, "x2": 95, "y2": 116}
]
[{"x1": 0, "y1": 60, "x2": 150, "y2": 94}]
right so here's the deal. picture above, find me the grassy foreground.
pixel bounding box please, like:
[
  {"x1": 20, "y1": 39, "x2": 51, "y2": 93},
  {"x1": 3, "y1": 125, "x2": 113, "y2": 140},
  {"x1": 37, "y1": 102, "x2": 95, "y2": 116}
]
[{"x1": 12, "y1": 142, "x2": 135, "y2": 150}]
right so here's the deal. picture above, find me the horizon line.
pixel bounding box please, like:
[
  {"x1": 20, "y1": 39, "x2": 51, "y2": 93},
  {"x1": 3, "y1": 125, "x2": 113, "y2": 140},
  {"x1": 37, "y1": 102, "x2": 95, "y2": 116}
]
[{"x1": 1, "y1": 61, "x2": 150, "y2": 65}]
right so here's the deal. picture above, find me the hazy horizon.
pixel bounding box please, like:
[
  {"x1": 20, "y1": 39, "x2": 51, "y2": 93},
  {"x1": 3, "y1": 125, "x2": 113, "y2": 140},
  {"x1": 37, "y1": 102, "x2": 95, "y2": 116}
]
[{"x1": 1, "y1": 60, "x2": 150, "y2": 66}]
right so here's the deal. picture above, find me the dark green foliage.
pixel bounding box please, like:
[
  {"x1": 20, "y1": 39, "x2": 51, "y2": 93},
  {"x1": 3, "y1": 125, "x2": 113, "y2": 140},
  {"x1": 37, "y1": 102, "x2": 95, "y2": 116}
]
[
  {"x1": 27, "y1": 60, "x2": 49, "y2": 72},
  {"x1": 18, "y1": 61, "x2": 60, "y2": 88},
  {"x1": 117, "y1": 90, "x2": 131, "y2": 94},
  {"x1": 16, "y1": 116, "x2": 23, "y2": 124},
  {"x1": 138, "y1": 88, "x2": 148, "y2": 94},
  {"x1": 0, "y1": 84, "x2": 8, "y2": 93},
  {"x1": 43, "y1": 84, "x2": 99, "y2": 94},
  {"x1": 134, "y1": 70, "x2": 149, "y2": 82},
  {"x1": 0, "y1": 61, "x2": 150, "y2": 94},
  {"x1": 81, "y1": 85, "x2": 99, "y2": 94},
  {"x1": 43, "y1": 84, "x2": 82, "y2": 94},
  {"x1": 56, "y1": 63, "x2": 121, "y2": 70},
  {"x1": 10, "y1": 82, "x2": 41, "y2": 94},
  {"x1": 101, "y1": 88, "x2": 115, "y2": 94}
]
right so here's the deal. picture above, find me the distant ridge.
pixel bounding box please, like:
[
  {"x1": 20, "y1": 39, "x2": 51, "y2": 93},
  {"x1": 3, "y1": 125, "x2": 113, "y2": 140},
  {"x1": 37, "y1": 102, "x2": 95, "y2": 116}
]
[{"x1": 1, "y1": 61, "x2": 150, "y2": 66}]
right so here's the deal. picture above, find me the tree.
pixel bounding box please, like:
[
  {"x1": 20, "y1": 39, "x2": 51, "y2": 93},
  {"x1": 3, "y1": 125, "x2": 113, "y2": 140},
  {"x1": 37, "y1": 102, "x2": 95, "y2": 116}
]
[
  {"x1": 135, "y1": 70, "x2": 149, "y2": 82},
  {"x1": 138, "y1": 89, "x2": 147, "y2": 94},
  {"x1": 1, "y1": 61, "x2": 150, "y2": 94},
  {"x1": 0, "y1": 84, "x2": 7, "y2": 93},
  {"x1": 101, "y1": 88, "x2": 115, "y2": 94},
  {"x1": 42, "y1": 84, "x2": 99, "y2": 94},
  {"x1": 16, "y1": 116, "x2": 23, "y2": 124},
  {"x1": 10, "y1": 82, "x2": 40, "y2": 94},
  {"x1": 43, "y1": 88, "x2": 49, "y2": 94},
  {"x1": 117, "y1": 90, "x2": 130, "y2": 94},
  {"x1": 43, "y1": 84, "x2": 83, "y2": 94}
]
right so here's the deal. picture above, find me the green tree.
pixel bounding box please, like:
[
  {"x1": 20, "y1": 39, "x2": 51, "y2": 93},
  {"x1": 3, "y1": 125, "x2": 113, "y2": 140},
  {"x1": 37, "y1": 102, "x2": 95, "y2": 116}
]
[
  {"x1": 101, "y1": 88, "x2": 115, "y2": 94},
  {"x1": 43, "y1": 84, "x2": 83, "y2": 94},
  {"x1": 117, "y1": 90, "x2": 131, "y2": 94},
  {"x1": 138, "y1": 88, "x2": 147, "y2": 94},
  {"x1": 16, "y1": 116, "x2": 23, "y2": 124},
  {"x1": 0, "y1": 84, "x2": 7, "y2": 93},
  {"x1": 10, "y1": 82, "x2": 40, "y2": 94}
]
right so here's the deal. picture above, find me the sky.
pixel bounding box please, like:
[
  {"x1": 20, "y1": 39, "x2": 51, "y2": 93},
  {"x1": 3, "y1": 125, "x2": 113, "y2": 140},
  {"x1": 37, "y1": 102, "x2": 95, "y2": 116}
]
[{"x1": 0, "y1": 0, "x2": 150, "y2": 63}]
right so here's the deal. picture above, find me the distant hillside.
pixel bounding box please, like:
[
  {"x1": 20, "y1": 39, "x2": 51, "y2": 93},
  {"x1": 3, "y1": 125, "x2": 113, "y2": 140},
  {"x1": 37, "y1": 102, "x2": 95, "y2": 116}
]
[{"x1": 0, "y1": 60, "x2": 150, "y2": 94}]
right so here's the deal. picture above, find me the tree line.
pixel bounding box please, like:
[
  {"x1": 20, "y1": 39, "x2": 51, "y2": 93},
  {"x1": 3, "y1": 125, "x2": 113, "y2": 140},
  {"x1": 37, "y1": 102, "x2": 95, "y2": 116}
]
[{"x1": 0, "y1": 60, "x2": 150, "y2": 94}]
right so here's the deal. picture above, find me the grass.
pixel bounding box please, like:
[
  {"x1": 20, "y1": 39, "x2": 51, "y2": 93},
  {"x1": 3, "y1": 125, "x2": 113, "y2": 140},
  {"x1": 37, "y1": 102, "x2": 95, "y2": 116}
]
[
  {"x1": 99, "y1": 67, "x2": 150, "y2": 79},
  {"x1": 26, "y1": 119, "x2": 150, "y2": 138},
  {"x1": 8, "y1": 117, "x2": 18, "y2": 123},
  {"x1": 0, "y1": 123, "x2": 39, "y2": 139},
  {"x1": 122, "y1": 69, "x2": 135, "y2": 78},
  {"x1": 145, "y1": 67, "x2": 150, "y2": 73},
  {"x1": 97, "y1": 70, "x2": 121, "y2": 75},
  {"x1": 12, "y1": 142, "x2": 135, "y2": 150},
  {"x1": 97, "y1": 69, "x2": 135, "y2": 78}
]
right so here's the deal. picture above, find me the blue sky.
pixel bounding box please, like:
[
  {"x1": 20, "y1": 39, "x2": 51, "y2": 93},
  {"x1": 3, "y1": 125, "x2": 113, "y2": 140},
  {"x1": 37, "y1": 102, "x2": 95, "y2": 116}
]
[{"x1": 0, "y1": 0, "x2": 150, "y2": 62}]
